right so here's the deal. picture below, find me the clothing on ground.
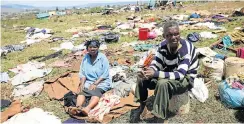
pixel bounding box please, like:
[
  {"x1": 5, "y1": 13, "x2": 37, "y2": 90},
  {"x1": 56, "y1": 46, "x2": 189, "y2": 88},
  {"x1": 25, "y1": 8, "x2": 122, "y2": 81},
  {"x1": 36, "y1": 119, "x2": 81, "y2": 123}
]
[
  {"x1": 88, "y1": 92, "x2": 120, "y2": 122},
  {"x1": 1, "y1": 99, "x2": 11, "y2": 110},
  {"x1": 2, "y1": 108, "x2": 61, "y2": 124},
  {"x1": 63, "y1": 118, "x2": 86, "y2": 124},
  {"x1": 11, "y1": 68, "x2": 52, "y2": 86},
  {"x1": 0, "y1": 72, "x2": 10, "y2": 83},
  {"x1": 1, "y1": 100, "x2": 22, "y2": 123},
  {"x1": 44, "y1": 72, "x2": 80, "y2": 100},
  {"x1": 64, "y1": 91, "x2": 77, "y2": 107}
]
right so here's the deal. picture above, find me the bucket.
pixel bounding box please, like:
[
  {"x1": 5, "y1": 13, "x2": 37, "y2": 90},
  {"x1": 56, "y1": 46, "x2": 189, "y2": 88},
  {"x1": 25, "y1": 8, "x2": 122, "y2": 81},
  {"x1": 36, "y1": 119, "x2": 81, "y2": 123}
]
[{"x1": 139, "y1": 28, "x2": 149, "y2": 40}]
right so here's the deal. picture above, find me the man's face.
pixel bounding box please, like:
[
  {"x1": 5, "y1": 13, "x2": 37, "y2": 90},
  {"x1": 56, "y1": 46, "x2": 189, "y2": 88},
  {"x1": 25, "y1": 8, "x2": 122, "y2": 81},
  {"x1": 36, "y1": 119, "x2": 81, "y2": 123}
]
[{"x1": 164, "y1": 27, "x2": 180, "y2": 47}]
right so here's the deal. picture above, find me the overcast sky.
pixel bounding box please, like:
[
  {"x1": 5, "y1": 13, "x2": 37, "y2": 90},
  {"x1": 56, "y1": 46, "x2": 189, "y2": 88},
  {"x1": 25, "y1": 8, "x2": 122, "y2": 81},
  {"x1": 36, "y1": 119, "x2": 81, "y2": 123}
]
[{"x1": 2, "y1": 0, "x2": 139, "y2": 7}]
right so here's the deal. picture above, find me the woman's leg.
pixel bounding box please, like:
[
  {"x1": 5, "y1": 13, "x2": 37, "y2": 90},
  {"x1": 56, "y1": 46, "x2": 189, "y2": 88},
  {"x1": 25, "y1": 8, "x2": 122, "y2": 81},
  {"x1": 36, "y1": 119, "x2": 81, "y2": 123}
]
[
  {"x1": 81, "y1": 96, "x2": 100, "y2": 115},
  {"x1": 76, "y1": 95, "x2": 86, "y2": 107}
]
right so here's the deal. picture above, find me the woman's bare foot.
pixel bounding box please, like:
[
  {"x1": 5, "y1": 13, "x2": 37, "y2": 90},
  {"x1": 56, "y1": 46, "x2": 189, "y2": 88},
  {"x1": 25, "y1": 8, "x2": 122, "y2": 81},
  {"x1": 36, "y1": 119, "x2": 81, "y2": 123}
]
[{"x1": 81, "y1": 107, "x2": 91, "y2": 116}]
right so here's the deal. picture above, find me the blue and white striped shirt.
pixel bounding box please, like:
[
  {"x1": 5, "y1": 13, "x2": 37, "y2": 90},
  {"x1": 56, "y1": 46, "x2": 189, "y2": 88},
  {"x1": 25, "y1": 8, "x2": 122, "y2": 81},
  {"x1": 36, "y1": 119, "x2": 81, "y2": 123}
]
[{"x1": 150, "y1": 39, "x2": 199, "y2": 82}]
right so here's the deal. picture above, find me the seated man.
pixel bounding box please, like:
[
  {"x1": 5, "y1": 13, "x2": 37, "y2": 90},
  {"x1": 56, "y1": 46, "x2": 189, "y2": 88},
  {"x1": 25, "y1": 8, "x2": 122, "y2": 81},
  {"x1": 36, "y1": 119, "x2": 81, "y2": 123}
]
[
  {"x1": 133, "y1": 21, "x2": 199, "y2": 122},
  {"x1": 76, "y1": 40, "x2": 111, "y2": 116}
]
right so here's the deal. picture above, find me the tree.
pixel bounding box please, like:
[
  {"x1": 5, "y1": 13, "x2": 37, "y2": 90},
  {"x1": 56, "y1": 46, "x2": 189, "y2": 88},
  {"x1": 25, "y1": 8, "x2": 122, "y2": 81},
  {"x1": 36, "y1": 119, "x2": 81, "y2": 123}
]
[{"x1": 56, "y1": 7, "x2": 59, "y2": 11}]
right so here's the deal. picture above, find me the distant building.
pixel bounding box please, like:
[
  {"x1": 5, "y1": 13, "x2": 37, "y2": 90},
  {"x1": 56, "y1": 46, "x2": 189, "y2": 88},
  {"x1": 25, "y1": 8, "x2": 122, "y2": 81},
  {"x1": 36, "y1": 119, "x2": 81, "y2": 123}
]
[
  {"x1": 49, "y1": 11, "x2": 56, "y2": 16},
  {"x1": 65, "y1": 9, "x2": 72, "y2": 15},
  {"x1": 56, "y1": 11, "x2": 66, "y2": 16}
]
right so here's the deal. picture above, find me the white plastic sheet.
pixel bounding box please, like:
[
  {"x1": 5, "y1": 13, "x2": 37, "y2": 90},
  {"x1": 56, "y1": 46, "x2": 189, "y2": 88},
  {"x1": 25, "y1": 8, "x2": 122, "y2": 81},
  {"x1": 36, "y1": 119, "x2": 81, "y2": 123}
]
[{"x1": 189, "y1": 78, "x2": 209, "y2": 102}]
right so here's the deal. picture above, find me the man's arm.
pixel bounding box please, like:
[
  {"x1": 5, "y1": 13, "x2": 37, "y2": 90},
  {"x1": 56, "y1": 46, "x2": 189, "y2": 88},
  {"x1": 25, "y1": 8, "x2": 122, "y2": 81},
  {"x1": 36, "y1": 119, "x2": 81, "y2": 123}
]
[{"x1": 149, "y1": 49, "x2": 164, "y2": 71}]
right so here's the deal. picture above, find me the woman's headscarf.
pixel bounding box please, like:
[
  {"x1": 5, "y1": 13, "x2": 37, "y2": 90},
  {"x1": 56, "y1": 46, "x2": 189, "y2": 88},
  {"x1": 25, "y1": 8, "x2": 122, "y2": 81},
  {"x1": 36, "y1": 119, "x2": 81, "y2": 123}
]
[{"x1": 85, "y1": 39, "x2": 100, "y2": 49}]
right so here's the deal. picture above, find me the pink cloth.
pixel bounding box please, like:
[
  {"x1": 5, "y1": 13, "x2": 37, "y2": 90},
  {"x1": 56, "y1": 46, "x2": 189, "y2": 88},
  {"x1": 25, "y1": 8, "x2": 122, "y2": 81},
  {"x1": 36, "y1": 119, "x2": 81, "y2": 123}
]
[
  {"x1": 231, "y1": 82, "x2": 244, "y2": 90},
  {"x1": 88, "y1": 92, "x2": 120, "y2": 121},
  {"x1": 148, "y1": 31, "x2": 157, "y2": 39}
]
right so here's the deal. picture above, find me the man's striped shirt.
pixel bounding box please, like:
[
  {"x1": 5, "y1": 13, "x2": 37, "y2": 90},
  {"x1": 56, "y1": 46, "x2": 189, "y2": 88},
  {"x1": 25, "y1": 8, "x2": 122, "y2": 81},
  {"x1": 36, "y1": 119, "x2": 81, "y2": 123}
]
[{"x1": 150, "y1": 39, "x2": 199, "y2": 82}]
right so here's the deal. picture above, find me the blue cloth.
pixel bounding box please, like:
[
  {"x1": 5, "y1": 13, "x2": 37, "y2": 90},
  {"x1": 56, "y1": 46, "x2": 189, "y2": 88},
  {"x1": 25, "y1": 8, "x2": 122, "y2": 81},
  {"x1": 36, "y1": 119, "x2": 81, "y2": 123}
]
[
  {"x1": 222, "y1": 35, "x2": 233, "y2": 50},
  {"x1": 212, "y1": 14, "x2": 225, "y2": 19},
  {"x1": 0, "y1": 72, "x2": 10, "y2": 83},
  {"x1": 41, "y1": 29, "x2": 46, "y2": 34},
  {"x1": 215, "y1": 54, "x2": 225, "y2": 60},
  {"x1": 79, "y1": 52, "x2": 111, "y2": 91},
  {"x1": 190, "y1": 13, "x2": 200, "y2": 18},
  {"x1": 63, "y1": 118, "x2": 85, "y2": 123}
]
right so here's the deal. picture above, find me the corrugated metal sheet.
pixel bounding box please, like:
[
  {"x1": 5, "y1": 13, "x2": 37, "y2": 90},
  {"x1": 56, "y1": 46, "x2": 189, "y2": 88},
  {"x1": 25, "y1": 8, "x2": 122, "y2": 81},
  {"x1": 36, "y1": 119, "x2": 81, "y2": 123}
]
[
  {"x1": 36, "y1": 13, "x2": 49, "y2": 19},
  {"x1": 56, "y1": 11, "x2": 66, "y2": 16}
]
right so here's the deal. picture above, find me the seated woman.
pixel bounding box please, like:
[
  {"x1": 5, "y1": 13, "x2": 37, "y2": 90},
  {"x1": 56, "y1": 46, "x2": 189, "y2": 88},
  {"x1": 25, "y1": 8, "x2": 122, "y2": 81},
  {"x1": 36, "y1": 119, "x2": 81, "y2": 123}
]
[{"x1": 76, "y1": 40, "x2": 111, "y2": 116}]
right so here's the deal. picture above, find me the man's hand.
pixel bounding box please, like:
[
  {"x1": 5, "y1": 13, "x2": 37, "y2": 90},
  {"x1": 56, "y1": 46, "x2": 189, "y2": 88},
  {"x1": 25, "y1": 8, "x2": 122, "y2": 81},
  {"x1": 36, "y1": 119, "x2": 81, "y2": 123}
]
[
  {"x1": 143, "y1": 67, "x2": 155, "y2": 79},
  {"x1": 89, "y1": 84, "x2": 97, "y2": 90}
]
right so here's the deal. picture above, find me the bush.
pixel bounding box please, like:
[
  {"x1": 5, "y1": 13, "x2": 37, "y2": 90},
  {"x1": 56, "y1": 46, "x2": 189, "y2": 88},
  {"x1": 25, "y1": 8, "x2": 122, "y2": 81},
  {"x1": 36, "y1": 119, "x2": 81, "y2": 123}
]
[{"x1": 87, "y1": 7, "x2": 104, "y2": 13}]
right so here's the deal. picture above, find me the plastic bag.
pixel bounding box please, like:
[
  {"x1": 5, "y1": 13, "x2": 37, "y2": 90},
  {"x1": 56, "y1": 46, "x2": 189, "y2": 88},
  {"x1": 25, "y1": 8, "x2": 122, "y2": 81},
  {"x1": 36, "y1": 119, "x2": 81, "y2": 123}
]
[
  {"x1": 218, "y1": 81, "x2": 244, "y2": 108},
  {"x1": 189, "y1": 78, "x2": 208, "y2": 102}
]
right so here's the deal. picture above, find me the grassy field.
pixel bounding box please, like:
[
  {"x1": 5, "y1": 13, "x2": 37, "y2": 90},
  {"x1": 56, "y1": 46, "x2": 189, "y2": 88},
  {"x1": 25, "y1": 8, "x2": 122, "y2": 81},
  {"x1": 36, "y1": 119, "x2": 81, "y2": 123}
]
[{"x1": 1, "y1": 1, "x2": 244, "y2": 123}]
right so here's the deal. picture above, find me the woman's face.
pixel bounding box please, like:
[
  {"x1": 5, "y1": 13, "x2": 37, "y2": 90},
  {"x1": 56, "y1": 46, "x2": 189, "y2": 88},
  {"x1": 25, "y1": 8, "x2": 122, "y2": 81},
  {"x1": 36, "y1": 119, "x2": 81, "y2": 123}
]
[{"x1": 87, "y1": 45, "x2": 99, "y2": 56}]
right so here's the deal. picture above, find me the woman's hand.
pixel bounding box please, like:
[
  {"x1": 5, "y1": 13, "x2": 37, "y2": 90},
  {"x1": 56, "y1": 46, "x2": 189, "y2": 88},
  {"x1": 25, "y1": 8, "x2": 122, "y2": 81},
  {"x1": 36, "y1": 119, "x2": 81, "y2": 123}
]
[
  {"x1": 89, "y1": 84, "x2": 97, "y2": 90},
  {"x1": 77, "y1": 85, "x2": 83, "y2": 93}
]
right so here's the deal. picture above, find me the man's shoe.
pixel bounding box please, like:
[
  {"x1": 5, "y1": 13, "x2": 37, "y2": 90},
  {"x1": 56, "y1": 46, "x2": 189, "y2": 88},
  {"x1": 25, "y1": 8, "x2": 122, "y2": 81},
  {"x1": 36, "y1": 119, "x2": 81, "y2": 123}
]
[
  {"x1": 156, "y1": 117, "x2": 168, "y2": 123},
  {"x1": 129, "y1": 102, "x2": 146, "y2": 123}
]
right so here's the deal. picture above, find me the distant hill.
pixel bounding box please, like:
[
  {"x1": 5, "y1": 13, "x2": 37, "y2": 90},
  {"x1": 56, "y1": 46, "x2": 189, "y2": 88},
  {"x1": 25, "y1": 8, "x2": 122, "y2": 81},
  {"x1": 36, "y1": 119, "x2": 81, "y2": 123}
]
[
  {"x1": 1, "y1": 1, "x2": 149, "y2": 13},
  {"x1": 80, "y1": 1, "x2": 140, "y2": 8},
  {"x1": 1, "y1": 4, "x2": 37, "y2": 13},
  {"x1": 1, "y1": 4, "x2": 36, "y2": 9},
  {"x1": 1, "y1": 8, "x2": 24, "y2": 13},
  {"x1": 37, "y1": 1, "x2": 147, "y2": 10}
]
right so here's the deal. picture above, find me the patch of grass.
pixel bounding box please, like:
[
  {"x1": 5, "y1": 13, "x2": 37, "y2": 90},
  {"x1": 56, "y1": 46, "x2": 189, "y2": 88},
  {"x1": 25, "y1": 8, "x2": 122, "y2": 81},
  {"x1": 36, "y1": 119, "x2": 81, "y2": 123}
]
[
  {"x1": 1, "y1": 41, "x2": 61, "y2": 72},
  {"x1": 22, "y1": 92, "x2": 70, "y2": 122},
  {"x1": 1, "y1": 28, "x2": 26, "y2": 46},
  {"x1": 0, "y1": 83, "x2": 13, "y2": 100}
]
